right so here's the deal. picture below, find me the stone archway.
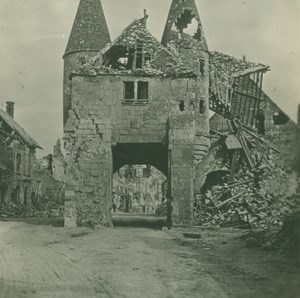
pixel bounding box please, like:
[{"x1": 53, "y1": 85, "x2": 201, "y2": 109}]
[{"x1": 112, "y1": 143, "x2": 168, "y2": 176}]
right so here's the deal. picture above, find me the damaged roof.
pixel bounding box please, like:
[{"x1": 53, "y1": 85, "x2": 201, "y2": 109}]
[
  {"x1": 161, "y1": 0, "x2": 208, "y2": 51},
  {"x1": 73, "y1": 19, "x2": 196, "y2": 78},
  {"x1": 209, "y1": 51, "x2": 270, "y2": 105},
  {"x1": 0, "y1": 109, "x2": 42, "y2": 149},
  {"x1": 64, "y1": 0, "x2": 111, "y2": 56}
]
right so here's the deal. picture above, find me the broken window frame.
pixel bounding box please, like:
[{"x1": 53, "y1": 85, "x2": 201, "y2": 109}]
[{"x1": 105, "y1": 42, "x2": 150, "y2": 71}]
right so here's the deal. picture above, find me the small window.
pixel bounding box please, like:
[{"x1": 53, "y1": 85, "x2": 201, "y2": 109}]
[
  {"x1": 136, "y1": 42, "x2": 143, "y2": 69},
  {"x1": 179, "y1": 100, "x2": 185, "y2": 111},
  {"x1": 199, "y1": 99, "x2": 205, "y2": 114},
  {"x1": 124, "y1": 81, "x2": 134, "y2": 99},
  {"x1": 16, "y1": 153, "x2": 21, "y2": 171},
  {"x1": 200, "y1": 59, "x2": 205, "y2": 75},
  {"x1": 137, "y1": 82, "x2": 149, "y2": 100}
]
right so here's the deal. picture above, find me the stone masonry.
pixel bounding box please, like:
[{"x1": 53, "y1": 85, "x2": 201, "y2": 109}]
[{"x1": 63, "y1": 0, "x2": 211, "y2": 227}]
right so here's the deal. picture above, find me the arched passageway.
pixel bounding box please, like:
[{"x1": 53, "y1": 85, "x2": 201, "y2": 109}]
[
  {"x1": 112, "y1": 143, "x2": 168, "y2": 176},
  {"x1": 112, "y1": 143, "x2": 170, "y2": 228}
]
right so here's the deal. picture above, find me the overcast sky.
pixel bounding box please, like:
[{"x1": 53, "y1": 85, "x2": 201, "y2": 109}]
[{"x1": 0, "y1": 0, "x2": 299, "y2": 155}]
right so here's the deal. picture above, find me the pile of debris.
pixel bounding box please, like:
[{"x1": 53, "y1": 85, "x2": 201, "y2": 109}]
[
  {"x1": 194, "y1": 123, "x2": 300, "y2": 230},
  {"x1": 0, "y1": 201, "x2": 63, "y2": 219},
  {"x1": 194, "y1": 171, "x2": 299, "y2": 229}
]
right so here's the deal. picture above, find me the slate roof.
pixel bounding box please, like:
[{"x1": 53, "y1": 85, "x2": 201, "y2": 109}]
[
  {"x1": 64, "y1": 0, "x2": 111, "y2": 56},
  {"x1": 74, "y1": 19, "x2": 196, "y2": 78},
  {"x1": 0, "y1": 109, "x2": 42, "y2": 149}
]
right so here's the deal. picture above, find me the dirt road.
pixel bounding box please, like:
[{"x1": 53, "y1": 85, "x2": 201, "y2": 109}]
[{"x1": 0, "y1": 218, "x2": 299, "y2": 298}]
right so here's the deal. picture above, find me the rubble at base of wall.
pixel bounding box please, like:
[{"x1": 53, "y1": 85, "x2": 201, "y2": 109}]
[
  {"x1": 194, "y1": 135, "x2": 300, "y2": 231},
  {"x1": 0, "y1": 201, "x2": 63, "y2": 219}
]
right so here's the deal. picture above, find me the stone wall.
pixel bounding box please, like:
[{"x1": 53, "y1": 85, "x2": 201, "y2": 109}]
[{"x1": 64, "y1": 73, "x2": 210, "y2": 227}]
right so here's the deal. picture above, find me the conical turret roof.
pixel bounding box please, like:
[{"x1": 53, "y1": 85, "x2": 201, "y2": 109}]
[
  {"x1": 64, "y1": 0, "x2": 111, "y2": 57},
  {"x1": 162, "y1": 0, "x2": 208, "y2": 51}
]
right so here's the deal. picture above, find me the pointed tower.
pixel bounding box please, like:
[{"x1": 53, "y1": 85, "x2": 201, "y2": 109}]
[
  {"x1": 161, "y1": 0, "x2": 209, "y2": 83},
  {"x1": 63, "y1": 0, "x2": 111, "y2": 126},
  {"x1": 162, "y1": 0, "x2": 211, "y2": 209}
]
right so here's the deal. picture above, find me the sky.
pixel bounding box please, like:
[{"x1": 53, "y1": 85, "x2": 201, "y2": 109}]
[{"x1": 0, "y1": 0, "x2": 299, "y2": 156}]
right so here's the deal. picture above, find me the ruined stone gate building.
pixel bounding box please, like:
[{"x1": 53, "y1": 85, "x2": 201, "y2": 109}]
[{"x1": 62, "y1": 0, "x2": 299, "y2": 227}]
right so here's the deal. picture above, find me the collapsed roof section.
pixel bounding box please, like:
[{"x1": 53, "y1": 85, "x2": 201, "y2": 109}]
[
  {"x1": 209, "y1": 51, "x2": 270, "y2": 127},
  {"x1": 161, "y1": 0, "x2": 208, "y2": 52},
  {"x1": 210, "y1": 51, "x2": 269, "y2": 106},
  {"x1": 74, "y1": 19, "x2": 196, "y2": 78}
]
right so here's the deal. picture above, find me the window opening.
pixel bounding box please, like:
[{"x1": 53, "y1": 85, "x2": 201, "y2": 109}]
[
  {"x1": 135, "y1": 42, "x2": 143, "y2": 69},
  {"x1": 124, "y1": 81, "x2": 135, "y2": 100},
  {"x1": 179, "y1": 100, "x2": 185, "y2": 111},
  {"x1": 199, "y1": 99, "x2": 205, "y2": 114},
  {"x1": 144, "y1": 54, "x2": 151, "y2": 66},
  {"x1": 137, "y1": 81, "x2": 149, "y2": 100},
  {"x1": 16, "y1": 153, "x2": 21, "y2": 171},
  {"x1": 200, "y1": 58, "x2": 205, "y2": 75},
  {"x1": 273, "y1": 112, "x2": 289, "y2": 125}
]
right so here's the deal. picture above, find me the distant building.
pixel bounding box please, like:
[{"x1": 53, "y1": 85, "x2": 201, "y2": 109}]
[
  {"x1": 0, "y1": 102, "x2": 42, "y2": 205},
  {"x1": 113, "y1": 165, "x2": 166, "y2": 214}
]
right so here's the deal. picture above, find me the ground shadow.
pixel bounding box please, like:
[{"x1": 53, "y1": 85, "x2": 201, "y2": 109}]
[
  {"x1": 112, "y1": 214, "x2": 167, "y2": 229},
  {"x1": 0, "y1": 217, "x2": 64, "y2": 227}
]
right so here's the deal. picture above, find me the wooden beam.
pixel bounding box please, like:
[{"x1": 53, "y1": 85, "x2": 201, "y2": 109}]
[{"x1": 242, "y1": 126, "x2": 280, "y2": 153}]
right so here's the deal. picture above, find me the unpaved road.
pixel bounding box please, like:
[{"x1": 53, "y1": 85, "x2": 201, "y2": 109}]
[{"x1": 0, "y1": 218, "x2": 299, "y2": 298}]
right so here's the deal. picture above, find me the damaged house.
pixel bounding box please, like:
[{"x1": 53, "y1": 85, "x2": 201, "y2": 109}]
[
  {"x1": 62, "y1": 0, "x2": 299, "y2": 228},
  {"x1": 0, "y1": 102, "x2": 42, "y2": 206}
]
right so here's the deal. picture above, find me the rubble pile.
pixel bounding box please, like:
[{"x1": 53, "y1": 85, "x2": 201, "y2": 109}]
[
  {"x1": 0, "y1": 201, "x2": 63, "y2": 219},
  {"x1": 194, "y1": 130, "x2": 300, "y2": 230}
]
